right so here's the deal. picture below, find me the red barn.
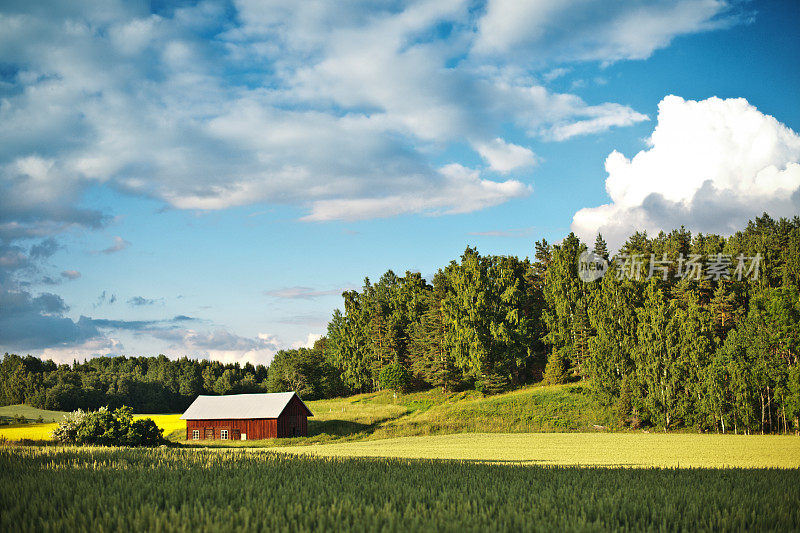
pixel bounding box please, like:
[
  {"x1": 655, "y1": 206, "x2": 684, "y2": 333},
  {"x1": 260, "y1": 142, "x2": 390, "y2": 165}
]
[{"x1": 180, "y1": 392, "x2": 313, "y2": 440}]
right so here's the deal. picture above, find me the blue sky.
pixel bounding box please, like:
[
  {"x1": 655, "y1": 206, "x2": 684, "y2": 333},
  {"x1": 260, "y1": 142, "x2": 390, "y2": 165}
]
[{"x1": 1, "y1": 0, "x2": 799, "y2": 364}]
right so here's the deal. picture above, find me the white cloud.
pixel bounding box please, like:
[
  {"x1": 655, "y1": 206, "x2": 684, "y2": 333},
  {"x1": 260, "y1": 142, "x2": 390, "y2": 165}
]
[
  {"x1": 547, "y1": 104, "x2": 649, "y2": 141},
  {"x1": 0, "y1": 0, "x2": 654, "y2": 229},
  {"x1": 264, "y1": 286, "x2": 345, "y2": 299},
  {"x1": 543, "y1": 67, "x2": 571, "y2": 82},
  {"x1": 290, "y1": 333, "x2": 323, "y2": 350},
  {"x1": 96, "y1": 236, "x2": 131, "y2": 255},
  {"x1": 38, "y1": 337, "x2": 124, "y2": 365},
  {"x1": 302, "y1": 164, "x2": 531, "y2": 221},
  {"x1": 572, "y1": 95, "x2": 800, "y2": 251},
  {"x1": 474, "y1": 0, "x2": 742, "y2": 64},
  {"x1": 476, "y1": 138, "x2": 537, "y2": 173},
  {"x1": 147, "y1": 328, "x2": 282, "y2": 366}
]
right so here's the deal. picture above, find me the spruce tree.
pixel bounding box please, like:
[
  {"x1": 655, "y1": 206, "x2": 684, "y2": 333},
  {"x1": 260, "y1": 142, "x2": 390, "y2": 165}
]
[
  {"x1": 593, "y1": 233, "x2": 609, "y2": 261},
  {"x1": 543, "y1": 349, "x2": 568, "y2": 385}
]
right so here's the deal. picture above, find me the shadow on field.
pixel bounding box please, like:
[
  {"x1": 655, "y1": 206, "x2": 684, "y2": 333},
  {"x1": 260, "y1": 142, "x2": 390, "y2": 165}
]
[{"x1": 308, "y1": 418, "x2": 389, "y2": 438}]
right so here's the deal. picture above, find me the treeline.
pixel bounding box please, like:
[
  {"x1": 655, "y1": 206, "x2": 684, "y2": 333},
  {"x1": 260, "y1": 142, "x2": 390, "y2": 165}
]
[
  {"x1": 0, "y1": 355, "x2": 268, "y2": 413},
  {"x1": 2, "y1": 213, "x2": 799, "y2": 433},
  {"x1": 303, "y1": 213, "x2": 798, "y2": 433}
]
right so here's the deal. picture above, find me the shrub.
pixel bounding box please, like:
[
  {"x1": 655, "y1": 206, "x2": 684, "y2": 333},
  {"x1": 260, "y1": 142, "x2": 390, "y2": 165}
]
[
  {"x1": 52, "y1": 406, "x2": 163, "y2": 447},
  {"x1": 379, "y1": 363, "x2": 411, "y2": 393},
  {"x1": 125, "y1": 419, "x2": 163, "y2": 446},
  {"x1": 51, "y1": 409, "x2": 87, "y2": 443}
]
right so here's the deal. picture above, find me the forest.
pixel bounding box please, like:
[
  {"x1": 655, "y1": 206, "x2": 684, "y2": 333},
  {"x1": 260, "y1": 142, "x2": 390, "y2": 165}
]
[{"x1": 2, "y1": 213, "x2": 799, "y2": 433}]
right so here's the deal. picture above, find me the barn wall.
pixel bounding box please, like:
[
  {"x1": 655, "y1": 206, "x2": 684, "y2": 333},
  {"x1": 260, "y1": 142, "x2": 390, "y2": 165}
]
[
  {"x1": 186, "y1": 419, "x2": 278, "y2": 440},
  {"x1": 276, "y1": 396, "x2": 309, "y2": 437}
]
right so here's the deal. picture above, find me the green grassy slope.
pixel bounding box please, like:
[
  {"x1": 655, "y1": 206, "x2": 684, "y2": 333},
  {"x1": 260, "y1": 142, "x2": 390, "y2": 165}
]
[
  {"x1": 187, "y1": 383, "x2": 617, "y2": 447},
  {"x1": 305, "y1": 383, "x2": 617, "y2": 442},
  {"x1": 0, "y1": 404, "x2": 67, "y2": 423}
]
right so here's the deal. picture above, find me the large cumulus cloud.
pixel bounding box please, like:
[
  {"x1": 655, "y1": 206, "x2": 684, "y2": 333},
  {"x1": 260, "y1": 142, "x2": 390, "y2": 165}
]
[{"x1": 572, "y1": 95, "x2": 800, "y2": 251}]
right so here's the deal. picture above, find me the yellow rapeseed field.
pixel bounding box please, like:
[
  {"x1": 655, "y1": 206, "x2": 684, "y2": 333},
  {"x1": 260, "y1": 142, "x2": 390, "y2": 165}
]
[
  {"x1": 278, "y1": 432, "x2": 800, "y2": 468},
  {"x1": 0, "y1": 423, "x2": 58, "y2": 441},
  {"x1": 139, "y1": 414, "x2": 185, "y2": 437},
  {"x1": 0, "y1": 414, "x2": 184, "y2": 441}
]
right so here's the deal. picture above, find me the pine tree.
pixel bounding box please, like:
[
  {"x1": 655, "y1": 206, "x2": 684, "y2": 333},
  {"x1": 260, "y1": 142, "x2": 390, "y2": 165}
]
[
  {"x1": 593, "y1": 233, "x2": 609, "y2": 261},
  {"x1": 543, "y1": 349, "x2": 568, "y2": 385},
  {"x1": 408, "y1": 283, "x2": 459, "y2": 392},
  {"x1": 542, "y1": 233, "x2": 588, "y2": 376}
]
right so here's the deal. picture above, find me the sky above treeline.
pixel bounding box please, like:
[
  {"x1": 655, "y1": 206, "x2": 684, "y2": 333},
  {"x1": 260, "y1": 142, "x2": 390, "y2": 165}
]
[{"x1": 1, "y1": 0, "x2": 799, "y2": 365}]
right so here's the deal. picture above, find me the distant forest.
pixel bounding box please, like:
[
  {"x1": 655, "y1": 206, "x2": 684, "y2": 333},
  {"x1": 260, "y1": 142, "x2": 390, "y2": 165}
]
[{"x1": 2, "y1": 213, "x2": 799, "y2": 434}]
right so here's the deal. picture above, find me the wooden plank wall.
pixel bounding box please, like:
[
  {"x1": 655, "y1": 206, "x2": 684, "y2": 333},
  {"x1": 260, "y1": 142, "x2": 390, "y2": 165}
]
[
  {"x1": 277, "y1": 396, "x2": 309, "y2": 437},
  {"x1": 186, "y1": 419, "x2": 277, "y2": 440}
]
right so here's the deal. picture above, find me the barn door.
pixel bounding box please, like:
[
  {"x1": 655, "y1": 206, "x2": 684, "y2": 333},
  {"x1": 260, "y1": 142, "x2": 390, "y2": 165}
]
[
  {"x1": 232, "y1": 429, "x2": 241, "y2": 440},
  {"x1": 204, "y1": 428, "x2": 214, "y2": 440}
]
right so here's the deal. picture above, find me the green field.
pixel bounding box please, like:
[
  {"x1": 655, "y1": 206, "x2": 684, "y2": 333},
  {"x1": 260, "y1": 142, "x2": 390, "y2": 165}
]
[
  {"x1": 2, "y1": 446, "x2": 798, "y2": 532},
  {"x1": 280, "y1": 432, "x2": 800, "y2": 468},
  {"x1": 0, "y1": 404, "x2": 68, "y2": 423}
]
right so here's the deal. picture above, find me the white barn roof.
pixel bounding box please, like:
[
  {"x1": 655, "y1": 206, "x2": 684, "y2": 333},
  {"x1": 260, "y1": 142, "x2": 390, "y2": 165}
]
[{"x1": 180, "y1": 392, "x2": 313, "y2": 420}]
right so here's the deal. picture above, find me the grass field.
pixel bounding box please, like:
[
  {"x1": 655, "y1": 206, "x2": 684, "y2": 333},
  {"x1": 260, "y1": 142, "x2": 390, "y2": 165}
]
[
  {"x1": 279, "y1": 432, "x2": 800, "y2": 468},
  {"x1": 0, "y1": 404, "x2": 68, "y2": 423},
  {"x1": 2, "y1": 446, "x2": 798, "y2": 532}
]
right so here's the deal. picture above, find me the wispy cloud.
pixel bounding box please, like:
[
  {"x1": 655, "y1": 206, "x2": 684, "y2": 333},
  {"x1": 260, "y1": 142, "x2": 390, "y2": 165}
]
[
  {"x1": 93, "y1": 291, "x2": 117, "y2": 309},
  {"x1": 60, "y1": 270, "x2": 81, "y2": 280},
  {"x1": 127, "y1": 296, "x2": 162, "y2": 307},
  {"x1": 90, "y1": 315, "x2": 198, "y2": 331},
  {"x1": 95, "y1": 236, "x2": 130, "y2": 255},
  {"x1": 264, "y1": 286, "x2": 348, "y2": 300},
  {"x1": 276, "y1": 314, "x2": 331, "y2": 327},
  {"x1": 469, "y1": 227, "x2": 535, "y2": 238}
]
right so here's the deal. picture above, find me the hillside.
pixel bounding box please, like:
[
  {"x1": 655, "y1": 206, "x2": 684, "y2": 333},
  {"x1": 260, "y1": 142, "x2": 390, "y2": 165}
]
[
  {"x1": 0, "y1": 404, "x2": 67, "y2": 423},
  {"x1": 306, "y1": 383, "x2": 617, "y2": 443},
  {"x1": 191, "y1": 383, "x2": 618, "y2": 447},
  {"x1": 0, "y1": 383, "x2": 616, "y2": 443}
]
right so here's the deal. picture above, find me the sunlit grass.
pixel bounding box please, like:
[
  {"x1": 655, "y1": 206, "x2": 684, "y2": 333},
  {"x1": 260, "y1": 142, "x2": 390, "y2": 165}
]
[
  {"x1": 2, "y1": 446, "x2": 799, "y2": 531},
  {"x1": 278, "y1": 432, "x2": 800, "y2": 469}
]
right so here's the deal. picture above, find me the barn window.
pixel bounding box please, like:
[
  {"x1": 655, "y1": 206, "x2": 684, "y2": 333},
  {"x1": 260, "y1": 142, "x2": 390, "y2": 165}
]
[
  {"x1": 192, "y1": 430, "x2": 199, "y2": 440},
  {"x1": 220, "y1": 429, "x2": 229, "y2": 440},
  {"x1": 241, "y1": 433, "x2": 247, "y2": 440}
]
